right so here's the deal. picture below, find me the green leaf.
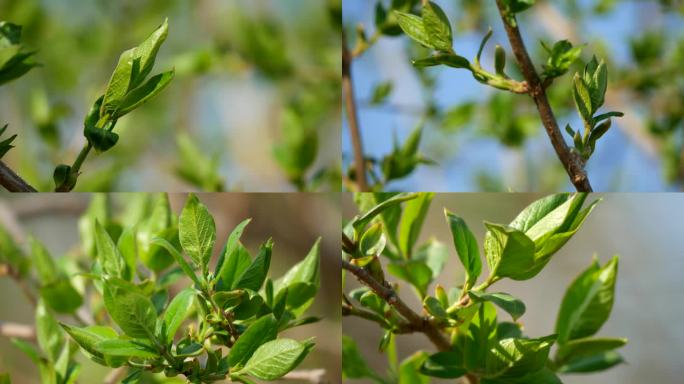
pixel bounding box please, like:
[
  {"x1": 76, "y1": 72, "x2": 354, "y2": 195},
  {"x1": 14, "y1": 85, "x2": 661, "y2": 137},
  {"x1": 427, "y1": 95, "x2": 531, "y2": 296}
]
[
  {"x1": 468, "y1": 291, "x2": 526, "y2": 321},
  {"x1": 370, "y1": 81, "x2": 393, "y2": 105},
  {"x1": 555, "y1": 256, "x2": 618, "y2": 344},
  {"x1": 94, "y1": 339, "x2": 159, "y2": 359},
  {"x1": 483, "y1": 223, "x2": 535, "y2": 280},
  {"x1": 84, "y1": 125, "x2": 119, "y2": 153},
  {"x1": 541, "y1": 40, "x2": 582, "y2": 78},
  {"x1": 509, "y1": 194, "x2": 572, "y2": 233},
  {"x1": 423, "y1": 296, "x2": 447, "y2": 319},
  {"x1": 94, "y1": 220, "x2": 125, "y2": 278},
  {"x1": 162, "y1": 288, "x2": 195, "y2": 343},
  {"x1": 352, "y1": 193, "x2": 419, "y2": 234},
  {"x1": 445, "y1": 210, "x2": 481, "y2": 287},
  {"x1": 40, "y1": 279, "x2": 83, "y2": 314},
  {"x1": 11, "y1": 338, "x2": 41, "y2": 365},
  {"x1": 503, "y1": 0, "x2": 537, "y2": 13},
  {"x1": 0, "y1": 124, "x2": 17, "y2": 159},
  {"x1": 486, "y1": 335, "x2": 556, "y2": 379},
  {"x1": 412, "y1": 52, "x2": 470, "y2": 69},
  {"x1": 151, "y1": 237, "x2": 201, "y2": 287},
  {"x1": 556, "y1": 337, "x2": 627, "y2": 364},
  {"x1": 420, "y1": 351, "x2": 467, "y2": 378},
  {"x1": 215, "y1": 218, "x2": 251, "y2": 282},
  {"x1": 36, "y1": 300, "x2": 64, "y2": 362},
  {"x1": 398, "y1": 193, "x2": 433, "y2": 258},
  {"x1": 359, "y1": 223, "x2": 386, "y2": 257},
  {"x1": 179, "y1": 193, "x2": 216, "y2": 273},
  {"x1": 103, "y1": 278, "x2": 158, "y2": 339},
  {"x1": 228, "y1": 315, "x2": 278, "y2": 368},
  {"x1": 342, "y1": 335, "x2": 383, "y2": 382},
  {"x1": 234, "y1": 239, "x2": 272, "y2": 291},
  {"x1": 102, "y1": 48, "x2": 135, "y2": 114},
  {"x1": 422, "y1": 2, "x2": 452, "y2": 52},
  {"x1": 61, "y1": 324, "x2": 124, "y2": 367},
  {"x1": 130, "y1": 18, "x2": 169, "y2": 88},
  {"x1": 175, "y1": 342, "x2": 203, "y2": 357},
  {"x1": 557, "y1": 350, "x2": 623, "y2": 373},
  {"x1": 415, "y1": 239, "x2": 448, "y2": 279},
  {"x1": 238, "y1": 338, "x2": 311, "y2": 380},
  {"x1": 399, "y1": 351, "x2": 430, "y2": 384},
  {"x1": 219, "y1": 243, "x2": 252, "y2": 290},
  {"x1": 573, "y1": 74, "x2": 593, "y2": 123},
  {"x1": 387, "y1": 259, "x2": 433, "y2": 297},
  {"x1": 394, "y1": 11, "x2": 433, "y2": 49},
  {"x1": 462, "y1": 302, "x2": 497, "y2": 373},
  {"x1": 274, "y1": 239, "x2": 320, "y2": 314},
  {"x1": 30, "y1": 236, "x2": 58, "y2": 283},
  {"x1": 113, "y1": 70, "x2": 174, "y2": 119}
]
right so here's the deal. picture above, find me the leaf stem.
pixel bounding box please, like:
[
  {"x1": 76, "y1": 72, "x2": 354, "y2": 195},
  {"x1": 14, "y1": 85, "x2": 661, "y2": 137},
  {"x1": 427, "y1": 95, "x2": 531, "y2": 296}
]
[{"x1": 494, "y1": 0, "x2": 592, "y2": 192}]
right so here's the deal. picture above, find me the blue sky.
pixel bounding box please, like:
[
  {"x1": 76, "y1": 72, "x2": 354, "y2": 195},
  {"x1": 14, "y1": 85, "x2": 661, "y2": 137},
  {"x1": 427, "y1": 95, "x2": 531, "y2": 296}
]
[{"x1": 343, "y1": 0, "x2": 682, "y2": 191}]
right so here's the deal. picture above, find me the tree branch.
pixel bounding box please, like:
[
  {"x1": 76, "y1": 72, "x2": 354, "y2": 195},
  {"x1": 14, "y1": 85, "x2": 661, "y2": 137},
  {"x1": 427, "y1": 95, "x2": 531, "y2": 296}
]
[
  {"x1": 494, "y1": 1, "x2": 592, "y2": 192},
  {"x1": 0, "y1": 161, "x2": 37, "y2": 192},
  {"x1": 0, "y1": 321, "x2": 35, "y2": 341},
  {"x1": 342, "y1": 32, "x2": 370, "y2": 192},
  {"x1": 282, "y1": 369, "x2": 327, "y2": 383},
  {"x1": 342, "y1": 259, "x2": 450, "y2": 351}
]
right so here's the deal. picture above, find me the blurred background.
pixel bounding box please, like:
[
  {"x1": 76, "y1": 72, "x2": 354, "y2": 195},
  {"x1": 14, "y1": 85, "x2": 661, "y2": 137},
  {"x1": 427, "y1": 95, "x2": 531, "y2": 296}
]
[
  {"x1": 0, "y1": 192, "x2": 341, "y2": 383},
  {"x1": 343, "y1": 193, "x2": 684, "y2": 383},
  {"x1": 343, "y1": 0, "x2": 684, "y2": 191},
  {"x1": 0, "y1": 0, "x2": 341, "y2": 192}
]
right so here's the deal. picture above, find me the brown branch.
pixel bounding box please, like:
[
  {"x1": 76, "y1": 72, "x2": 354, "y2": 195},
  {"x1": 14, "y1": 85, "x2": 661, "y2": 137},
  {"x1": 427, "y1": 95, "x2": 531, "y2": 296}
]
[
  {"x1": 0, "y1": 321, "x2": 35, "y2": 341},
  {"x1": 0, "y1": 161, "x2": 37, "y2": 192},
  {"x1": 282, "y1": 369, "x2": 327, "y2": 383},
  {"x1": 342, "y1": 32, "x2": 370, "y2": 192},
  {"x1": 342, "y1": 259, "x2": 450, "y2": 351},
  {"x1": 494, "y1": 1, "x2": 592, "y2": 192}
]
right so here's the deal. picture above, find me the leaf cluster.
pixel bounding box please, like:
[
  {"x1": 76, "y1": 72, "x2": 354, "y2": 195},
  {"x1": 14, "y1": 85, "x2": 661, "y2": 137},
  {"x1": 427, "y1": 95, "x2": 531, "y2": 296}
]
[
  {"x1": 342, "y1": 193, "x2": 626, "y2": 383},
  {"x1": 1, "y1": 194, "x2": 321, "y2": 383}
]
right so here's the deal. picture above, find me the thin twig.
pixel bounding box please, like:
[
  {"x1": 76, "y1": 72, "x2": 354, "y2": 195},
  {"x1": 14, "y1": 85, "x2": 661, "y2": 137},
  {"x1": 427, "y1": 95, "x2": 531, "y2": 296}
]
[
  {"x1": 494, "y1": 1, "x2": 592, "y2": 192},
  {"x1": 0, "y1": 161, "x2": 37, "y2": 192},
  {"x1": 342, "y1": 32, "x2": 370, "y2": 192},
  {"x1": 342, "y1": 259, "x2": 450, "y2": 351},
  {"x1": 0, "y1": 321, "x2": 35, "y2": 341},
  {"x1": 282, "y1": 369, "x2": 327, "y2": 383}
]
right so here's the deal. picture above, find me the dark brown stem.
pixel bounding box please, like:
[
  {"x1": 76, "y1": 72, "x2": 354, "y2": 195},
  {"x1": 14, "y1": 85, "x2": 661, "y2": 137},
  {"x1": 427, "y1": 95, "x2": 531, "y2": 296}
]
[
  {"x1": 494, "y1": 1, "x2": 592, "y2": 192},
  {"x1": 0, "y1": 161, "x2": 37, "y2": 192},
  {"x1": 342, "y1": 32, "x2": 370, "y2": 192},
  {"x1": 342, "y1": 259, "x2": 450, "y2": 351}
]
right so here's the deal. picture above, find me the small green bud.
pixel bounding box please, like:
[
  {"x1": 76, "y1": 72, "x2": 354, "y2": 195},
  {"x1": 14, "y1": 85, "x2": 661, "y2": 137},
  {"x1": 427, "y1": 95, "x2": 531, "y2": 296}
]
[
  {"x1": 435, "y1": 284, "x2": 449, "y2": 308},
  {"x1": 495, "y1": 44, "x2": 507, "y2": 76}
]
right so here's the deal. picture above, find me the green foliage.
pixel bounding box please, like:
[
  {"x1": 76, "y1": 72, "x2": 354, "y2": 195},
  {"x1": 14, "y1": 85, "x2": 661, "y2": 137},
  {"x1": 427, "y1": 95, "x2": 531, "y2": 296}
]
[
  {"x1": 0, "y1": 21, "x2": 37, "y2": 86},
  {"x1": 0, "y1": 124, "x2": 17, "y2": 159},
  {"x1": 565, "y1": 57, "x2": 624, "y2": 161},
  {"x1": 2, "y1": 194, "x2": 320, "y2": 383},
  {"x1": 53, "y1": 20, "x2": 174, "y2": 192},
  {"x1": 343, "y1": 193, "x2": 625, "y2": 382},
  {"x1": 541, "y1": 40, "x2": 582, "y2": 79}
]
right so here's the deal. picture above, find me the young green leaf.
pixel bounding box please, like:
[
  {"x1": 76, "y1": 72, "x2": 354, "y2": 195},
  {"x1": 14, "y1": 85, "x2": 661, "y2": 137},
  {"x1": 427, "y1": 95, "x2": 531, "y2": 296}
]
[
  {"x1": 218, "y1": 243, "x2": 252, "y2": 290},
  {"x1": 423, "y1": 296, "x2": 447, "y2": 319},
  {"x1": 30, "y1": 236, "x2": 58, "y2": 283},
  {"x1": 342, "y1": 335, "x2": 383, "y2": 382},
  {"x1": 228, "y1": 315, "x2": 278, "y2": 368},
  {"x1": 352, "y1": 193, "x2": 419, "y2": 234},
  {"x1": 398, "y1": 193, "x2": 433, "y2": 258},
  {"x1": 102, "y1": 48, "x2": 135, "y2": 114},
  {"x1": 179, "y1": 193, "x2": 216, "y2": 274},
  {"x1": 103, "y1": 278, "x2": 158, "y2": 339},
  {"x1": 359, "y1": 223, "x2": 386, "y2": 257},
  {"x1": 486, "y1": 335, "x2": 556, "y2": 379},
  {"x1": 420, "y1": 351, "x2": 467, "y2": 378},
  {"x1": 130, "y1": 18, "x2": 169, "y2": 88},
  {"x1": 399, "y1": 351, "x2": 430, "y2": 384},
  {"x1": 113, "y1": 70, "x2": 175, "y2": 119},
  {"x1": 238, "y1": 338, "x2": 311, "y2": 380},
  {"x1": 468, "y1": 291, "x2": 526, "y2": 321},
  {"x1": 556, "y1": 337, "x2": 627, "y2": 364},
  {"x1": 94, "y1": 220, "x2": 125, "y2": 278},
  {"x1": 162, "y1": 288, "x2": 195, "y2": 343},
  {"x1": 445, "y1": 210, "x2": 481, "y2": 287},
  {"x1": 94, "y1": 339, "x2": 159, "y2": 359},
  {"x1": 394, "y1": 12, "x2": 433, "y2": 49},
  {"x1": 555, "y1": 256, "x2": 618, "y2": 344},
  {"x1": 60, "y1": 324, "x2": 124, "y2": 367},
  {"x1": 483, "y1": 223, "x2": 535, "y2": 280},
  {"x1": 36, "y1": 300, "x2": 64, "y2": 362},
  {"x1": 557, "y1": 350, "x2": 623, "y2": 373},
  {"x1": 234, "y1": 239, "x2": 272, "y2": 291},
  {"x1": 151, "y1": 237, "x2": 201, "y2": 287},
  {"x1": 215, "y1": 218, "x2": 251, "y2": 281},
  {"x1": 422, "y1": 2, "x2": 452, "y2": 52}
]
